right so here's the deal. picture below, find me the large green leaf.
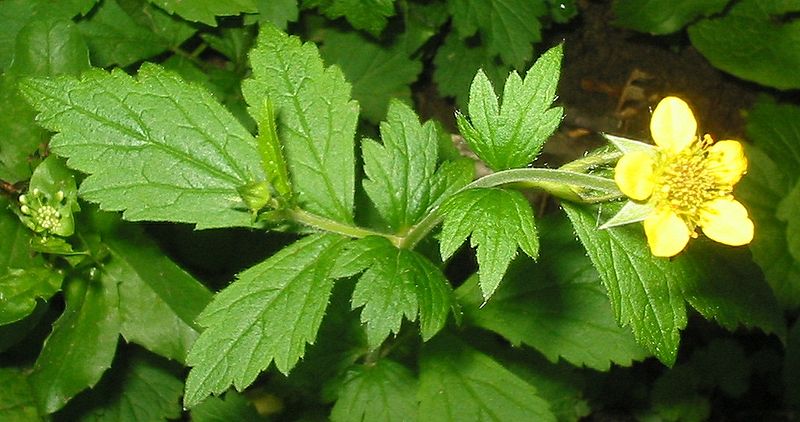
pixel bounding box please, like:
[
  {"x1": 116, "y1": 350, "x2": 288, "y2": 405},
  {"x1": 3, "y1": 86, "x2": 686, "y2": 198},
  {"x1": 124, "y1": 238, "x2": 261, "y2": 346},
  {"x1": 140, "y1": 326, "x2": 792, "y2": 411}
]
[
  {"x1": 147, "y1": 0, "x2": 257, "y2": 26},
  {"x1": 439, "y1": 188, "x2": 539, "y2": 300},
  {"x1": 330, "y1": 360, "x2": 417, "y2": 422},
  {"x1": 21, "y1": 63, "x2": 263, "y2": 229},
  {"x1": 456, "y1": 44, "x2": 563, "y2": 171},
  {"x1": 418, "y1": 334, "x2": 555, "y2": 421},
  {"x1": 688, "y1": 0, "x2": 800, "y2": 90},
  {"x1": 612, "y1": 0, "x2": 731, "y2": 35},
  {"x1": 457, "y1": 215, "x2": 647, "y2": 370},
  {"x1": 8, "y1": 19, "x2": 89, "y2": 77},
  {"x1": 242, "y1": 24, "x2": 358, "y2": 223},
  {"x1": 184, "y1": 234, "x2": 348, "y2": 407}
]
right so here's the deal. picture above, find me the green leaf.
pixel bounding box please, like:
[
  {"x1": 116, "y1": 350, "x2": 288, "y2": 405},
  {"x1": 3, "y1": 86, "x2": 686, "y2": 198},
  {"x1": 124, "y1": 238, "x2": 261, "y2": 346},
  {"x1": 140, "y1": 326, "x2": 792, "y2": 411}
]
[
  {"x1": 361, "y1": 100, "x2": 470, "y2": 231},
  {"x1": 746, "y1": 97, "x2": 800, "y2": 186},
  {"x1": 0, "y1": 76, "x2": 43, "y2": 183},
  {"x1": 335, "y1": 236, "x2": 454, "y2": 349},
  {"x1": 61, "y1": 350, "x2": 184, "y2": 422},
  {"x1": 0, "y1": 0, "x2": 37, "y2": 71},
  {"x1": 79, "y1": 0, "x2": 196, "y2": 68},
  {"x1": 688, "y1": 0, "x2": 800, "y2": 90},
  {"x1": 147, "y1": 0, "x2": 257, "y2": 26},
  {"x1": 457, "y1": 215, "x2": 647, "y2": 370},
  {"x1": 456, "y1": 44, "x2": 563, "y2": 171},
  {"x1": 330, "y1": 360, "x2": 417, "y2": 422},
  {"x1": 320, "y1": 31, "x2": 422, "y2": 123},
  {"x1": 447, "y1": 0, "x2": 548, "y2": 68},
  {"x1": 30, "y1": 276, "x2": 120, "y2": 413},
  {"x1": 311, "y1": 0, "x2": 396, "y2": 35},
  {"x1": 612, "y1": 0, "x2": 731, "y2": 35},
  {"x1": 439, "y1": 188, "x2": 539, "y2": 300},
  {"x1": 418, "y1": 334, "x2": 555, "y2": 421},
  {"x1": 21, "y1": 63, "x2": 263, "y2": 229},
  {"x1": 184, "y1": 234, "x2": 348, "y2": 408},
  {"x1": 101, "y1": 223, "x2": 212, "y2": 363},
  {"x1": 200, "y1": 27, "x2": 256, "y2": 64},
  {"x1": 0, "y1": 199, "x2": 40, "y2": 271},
  {"x1": 563, "y1": 203, "x2": 687, "y2": 366},
  {"x1": 0, "y1": 268, "x2": 63, "y2": 326},
  {"x1": 252, "y1": 0, "x2": 299, "y2": 29},
  {"x1": 8, "y1": 19, "x2": 90, "y2": 77},
  {"x1": 778, "y1": 182, "x2": 800, "y2": 262},
  {"x1": 0, "y1": 367, "x2": 41, "y2": 421},
  {"x1": 253, "y1": 99, "x2": 292, "y2": 202},
  {"x1": 242, "y1": 24, "x2": 358, "y2": 224},
  {"x1": 190, "y1": 391, "x2": 263, "y2": 422}
]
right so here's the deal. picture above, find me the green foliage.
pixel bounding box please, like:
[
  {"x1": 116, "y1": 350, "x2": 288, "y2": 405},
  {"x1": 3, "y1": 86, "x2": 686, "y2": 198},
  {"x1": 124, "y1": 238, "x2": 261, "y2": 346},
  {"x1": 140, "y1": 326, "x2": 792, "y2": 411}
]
[
  {"x1": 0, "y1": 268, "x2": 63, "y2": 326},
  {"x1": 190, "y1": 391, "x2": 263, "y2": 422},
  {"x1": 309, "y1": 0, "x2": 396, "y2": 35},
  {"x1": 0, "y1": 368, "x2": 40, "y2": 420},
  {"x1": 147, "y1": 0, "x2": 257, "y2": 26},
  {"x1": 330, "y1": 360, "x2": 417, "y2": 422},
  {"x1": 612, "y1": 0, "x2": 730, "y2": 35}
]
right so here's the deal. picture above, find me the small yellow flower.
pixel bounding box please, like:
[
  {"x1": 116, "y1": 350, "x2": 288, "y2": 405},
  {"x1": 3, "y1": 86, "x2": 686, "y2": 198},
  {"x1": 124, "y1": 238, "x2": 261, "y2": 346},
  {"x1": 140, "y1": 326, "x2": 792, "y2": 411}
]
[{"x1": 612, "y1": 96, "x2": 753, "y2": 257}]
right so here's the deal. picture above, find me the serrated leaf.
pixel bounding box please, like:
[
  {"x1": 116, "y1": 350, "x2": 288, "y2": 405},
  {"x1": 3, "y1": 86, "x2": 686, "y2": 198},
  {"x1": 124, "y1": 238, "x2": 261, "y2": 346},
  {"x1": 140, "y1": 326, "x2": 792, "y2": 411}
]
[
  {"x1": 457, "y1": 44, "x2": 563, "y2": 171},
  {"x1": 687, "y1": 0, "x2": 800, "y2": 90},
  {"x1": 418, "y1": 334, "x2": 555, "y2": 422},
  {"x1": 336, "y1": 236, "x2": 454, "y2": 348},
  {"x1": 0, "y1": 268, "x2": 63, "y2": 326},
  {"x1": 331, "y1": 360, "x2": 417, "y2": 422},
  {"x1": 613, "y1": 0, "x2": 731, "y2": 35},
  {"x1": 361, "y1": 100, "x2": 470, "y2": 231},
  {"x1": 0, "y1": 367, "x2": 41, "y2": 421},
  {"x1": 100, "y1": 222, "x2": 212, "y2": 363},
  {"x1": 439, "y1": 188, "x2": 538, "y2": 300},
  {"x1": 563, "y1": 203, "x2": 687, "y2": 365},
  {"x1": 320, "y1": 31, "x2": 422, "y2": 123},
  {"x1": 190, "y1": 391, "x2": 263, "y2": 422},
  {"x1": 30, "y1": 276, "x2": 120, "y2": 413},
  {"x1": 312, "y1": 0, "x2": 396, "y2": 35},
  {"x1": 447, "y1": 0, "x2": 548, "y2": 68},
  {"x1": 8, "y1": 18, "x2": 89, "y2": 77},
  {"x1": 79, "y1": 0, "x2": 196, "y2": 68},
  {"x1": 184, "y1": 234, "x2": 347, "y2": 408},
  {"x1": 242, "y1": 24, "x2": 358, "y2": 223},
  {"x1": 457, "y1": 215, "x2": 647, "y2": 370},
  {"x1": 21, "y1": 63, "x2": 263, "y2": 229},
  {"x1": 147, "y1": 0, "x2": 257, "y2": 26}
]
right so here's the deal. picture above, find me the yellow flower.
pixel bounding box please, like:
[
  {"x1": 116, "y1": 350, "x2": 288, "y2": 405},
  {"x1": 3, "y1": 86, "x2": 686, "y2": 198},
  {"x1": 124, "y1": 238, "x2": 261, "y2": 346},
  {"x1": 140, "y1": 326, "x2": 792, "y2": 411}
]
[{"x1": 612, "y1": 96, "x2": 753, "y2": 257}]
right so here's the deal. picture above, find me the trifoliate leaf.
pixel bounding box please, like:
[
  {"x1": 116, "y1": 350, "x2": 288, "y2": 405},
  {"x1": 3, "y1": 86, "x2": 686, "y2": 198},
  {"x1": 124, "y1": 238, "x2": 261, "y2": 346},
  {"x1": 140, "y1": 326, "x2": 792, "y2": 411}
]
[
  {"x1": 439, "y1": 188, "x2": 539, "y2": 301},
  {"x1": 612, "y1": 0, "x2": 730, "y2": 35},
  {"x1": 79, "y1": 0, "x2": 196, "y2": 68},
  {"x1": 21, "y1": 63, "x2": 263, "y2": 229},
  {"x1": 0, "y1": 367, "x2": 41, "y2": 421},
  {"x1": 447, "y1": 0, "x2": 548, "y2": 68},
  {"x1": 335, "y1": 236, "x2": 454, "y2": 348},
  {"x1": 563, "y1": 203, "x2": 687, "y2": 366},
  {"x1": 330, "y1": 360, "x2": 417, "y2": 422},
  {"x1": 362, "y1": 100, "x2": 471, "y2": 232},
  {"x1": 418, "y1": 334, "x2": 555, "y2": 422},
  {"x1": 0, "y1": 268, "x2": 63, "y2": 326},
  {"x1": 242, "y1": 24, "x2": 358, "y2": 224},
  {"x1": 688, "y1": 0, "x2": 800, "y2": 90},
  {"x1": 310, "y1": 0, "x2": 396, "y2": 36},
  {"x1": 184, "y1": 234, "x2": 348, "y2": 408},
  {"x1": 190, "y1": 390, "x2": 263, "y2": 422},
  {"x1": 456, "y1": 44, "x2": 563, "y2": 171},
  {"x1": 320, "y1": 31, "x2": 422, "y2": 123},
  {"x1": 147, "y1": 0, "x2": 257, "y2": 26},
  {"x1": 457, "y1": 215, "x2": 647, "y2": 370},
  {"x1": 30, "y1": 276, "x2": 121, "y2": 413}
]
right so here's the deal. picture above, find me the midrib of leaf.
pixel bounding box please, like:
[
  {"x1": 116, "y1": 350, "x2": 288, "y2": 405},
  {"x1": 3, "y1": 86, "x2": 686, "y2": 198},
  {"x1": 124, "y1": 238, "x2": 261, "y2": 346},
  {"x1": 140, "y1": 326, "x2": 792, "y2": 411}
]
[{"x1": 273, "y1": 51, "x2": 350, "y2": 221}]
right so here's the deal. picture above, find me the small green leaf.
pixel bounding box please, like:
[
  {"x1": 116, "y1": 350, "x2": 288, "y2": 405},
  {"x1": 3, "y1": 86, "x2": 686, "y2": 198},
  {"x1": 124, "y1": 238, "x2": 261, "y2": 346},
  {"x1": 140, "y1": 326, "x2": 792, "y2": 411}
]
[
  {"x1": 21, "y1": 64, "x2": 263, "y2": 229},
  {"x1": 362, "y1": 100, "x2": 470, "y2": 232},
  {"x1": 613, "y1": 0, "x2": 731, "y2": 35},
  {"x1": 447, "y1": 0, "x2": 548, "y2": 68},
  {"x1": 563, "y1": 203, "x2": 687, "y2": 365},
  {"x1": 331, "y1": 360, "x2": 417, "y2": 422},
  {"x1": 0, "y1": 367, "x2": 41, "y2": 421},
  {"x1": 184, "y1": 234, "x2": 348, "y2": 408},
  {"x1": 190, "y1": 391, "x2": 263, "y2": 422},
  {"x1": 457, "y1": 215, "x2": 647, "y2": 370},
  {"x1": 335, "y1": 236, "x2": 455, "y2": 348},
  {"x1": 254, "y1": 98, "x2": 292, "y2": 201},
  {"x1": 147, "y1": 0, "x2": 257, "y2": 26},
  {"x1": 30, "y1": 276, "x2": 120, "y2": 413},
  {"x1": 688, "y1": 0, "x2": 800, "y2": 90},
  {"x1": 439, "y1": 188, "x2": 539, "y2": 300},
  {"x1": 8, "y1": 18, "x2": 90, "y2": 77},
  {"x1": 320, "y1": 31, "x2": 422, "y2": 123},
  {"x1": 0, "y1": 268, "x2": 63, "y2": 326},
  {"x1": 242, "y1": 24, "x2": 358, "y2": 224},
  {"x1": 311, "y1": 0, "x2": 396, "y2": 35},
  {"x1": 457, "y1": 44, "x2": 563, "y2": 171},
  {"x1": 418, "y1": 334, "x2": 555, "y2": 421}
]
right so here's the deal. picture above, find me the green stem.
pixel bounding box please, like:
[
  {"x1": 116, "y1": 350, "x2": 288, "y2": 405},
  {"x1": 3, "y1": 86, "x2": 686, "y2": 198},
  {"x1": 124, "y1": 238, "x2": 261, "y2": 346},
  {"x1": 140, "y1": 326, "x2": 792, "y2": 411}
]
[
  {"x1": 559, "y1": 149, "x2": 622, "y2": 173},
  {"x1": 287, "y1": 208, "x2": 403, "y2": 247}
]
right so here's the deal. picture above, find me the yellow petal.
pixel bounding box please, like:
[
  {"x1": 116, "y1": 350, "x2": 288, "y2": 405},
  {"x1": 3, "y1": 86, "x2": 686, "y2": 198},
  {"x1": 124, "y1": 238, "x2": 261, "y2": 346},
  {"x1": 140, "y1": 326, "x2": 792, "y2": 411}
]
[
  {"x1": 699, "y1": 198, "x2": 754, "y2": 246},
  {"x1": 707, "y1": 140, "x2": 747, "y2": 185},
  {"x1": 614, "y1": 151, "x2": 655, "y2": 201},
  {"x1": 650, "y1": 97, "x2": 697, "y2": 153},
  {"x1": 644, "y1": 209, "x2": 691, "y2": 257}
]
